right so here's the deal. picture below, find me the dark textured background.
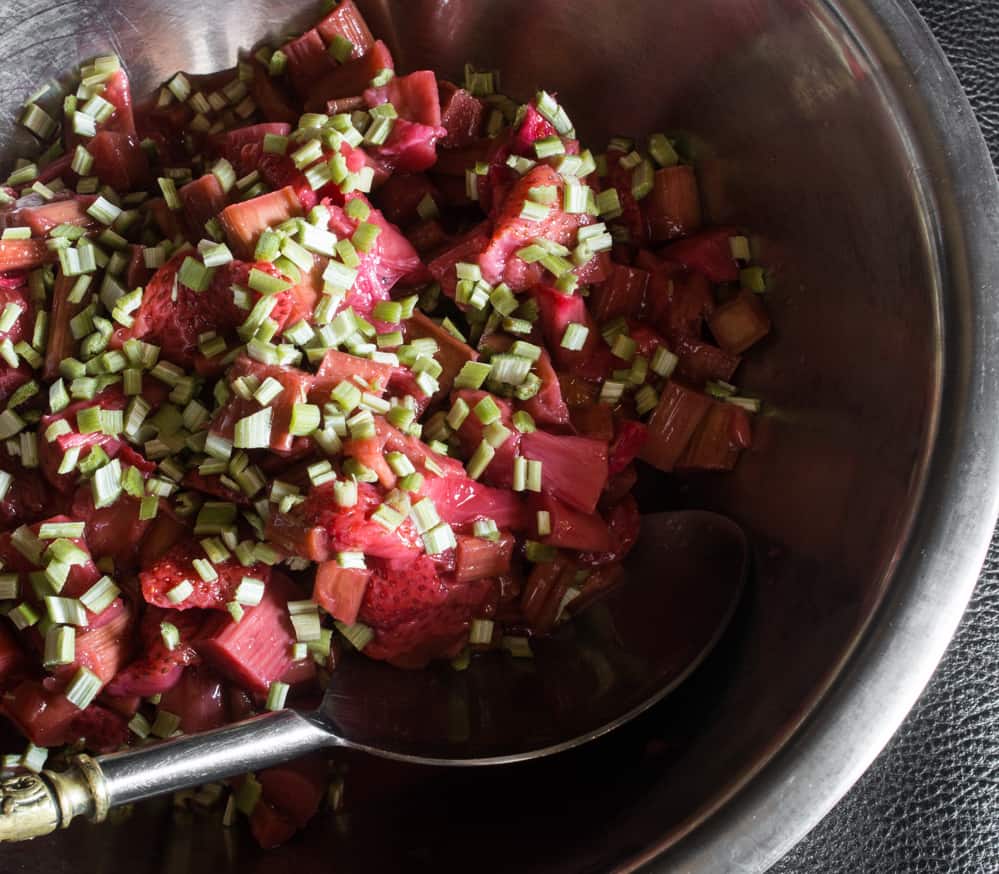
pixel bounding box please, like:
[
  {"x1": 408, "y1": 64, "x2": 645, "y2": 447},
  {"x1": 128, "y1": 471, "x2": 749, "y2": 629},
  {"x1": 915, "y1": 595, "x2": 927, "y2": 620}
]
[{"x1": 772, "y1": 2, "x2": 999, "y2": 871}]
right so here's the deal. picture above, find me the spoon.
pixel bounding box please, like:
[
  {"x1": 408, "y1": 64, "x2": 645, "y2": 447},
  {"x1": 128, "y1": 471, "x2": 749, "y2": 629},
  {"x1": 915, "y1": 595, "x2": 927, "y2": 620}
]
[{"x1": 0, "y1": 509, "x2": 747, "y2": 842}]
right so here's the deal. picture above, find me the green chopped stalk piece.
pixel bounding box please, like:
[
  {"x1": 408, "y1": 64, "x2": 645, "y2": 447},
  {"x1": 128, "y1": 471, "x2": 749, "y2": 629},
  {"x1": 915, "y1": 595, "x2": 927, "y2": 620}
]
[
  {"x1": 160, "y1": 620, "x2": 180, "y2": 651},
  {"x1": 234, "y1": 407, "x2": 273, "y2": 449},
  {"x1": 328, "y1": 34, "x2": 355, "y2": 63},
  {"x1": 453, "y1": 361, "x2": 491, "y2": 391},
  {"x1": 289, "y1": 403, "x2": 321, "y2": 436},
  {"x1": 265, "y1": 681, "x2": 289, "y2": 711},
  {"x1": 165, "y1": 580, "x2": 193, "y2": 604},
  {"x1": 334, "y1": 619, "x2": 373, "y2": 650},
  {"x1": 466, "y1": 440, "x2": 495, "y2": 480},
  {"x1": 64, "y1": 666, "x2": 101, "y2": 709},
  {"x1": 247, "y1": 268, "x2": 291, "y2": 296},
  {"x1": 472, "y1": 395, "x2": 501, "y2": 425},
  {"x1": 740, "y1": 266, "x2": 768, "y2": 292},
  {"x1": 150, "y1": 709, "x2": 181, "y2": 739},
  {"x1": 43, "y1": 625, "x2": 76, "y2": 668},
  {"x1": 649, "y1": 133, "x2": 680, "y2": 168},
  {"x1": 561, "y1": 322, "x2": 589, "y2": 351}
]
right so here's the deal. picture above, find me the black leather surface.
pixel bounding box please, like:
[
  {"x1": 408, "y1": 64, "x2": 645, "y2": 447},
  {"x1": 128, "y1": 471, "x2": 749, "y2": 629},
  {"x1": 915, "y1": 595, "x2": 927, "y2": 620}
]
[{"x1": 772, "y1": 3, "x2": 999, "y2": 871}]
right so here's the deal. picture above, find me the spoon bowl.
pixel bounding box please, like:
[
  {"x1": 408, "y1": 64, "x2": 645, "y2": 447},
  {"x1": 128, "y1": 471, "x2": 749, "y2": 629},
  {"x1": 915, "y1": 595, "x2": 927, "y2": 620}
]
[{"x1": 0, "y1": 510, "x2": 747, "y2": 840}]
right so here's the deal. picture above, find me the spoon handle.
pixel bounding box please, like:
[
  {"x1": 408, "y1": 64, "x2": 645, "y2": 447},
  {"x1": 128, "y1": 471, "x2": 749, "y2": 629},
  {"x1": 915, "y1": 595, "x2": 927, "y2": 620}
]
[{"x1": 0, "y1": 709, "x2": 335, "y2": 842}]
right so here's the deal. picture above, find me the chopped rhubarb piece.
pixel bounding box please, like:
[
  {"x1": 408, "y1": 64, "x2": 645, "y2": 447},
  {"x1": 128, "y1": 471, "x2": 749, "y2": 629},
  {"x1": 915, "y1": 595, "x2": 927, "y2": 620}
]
[
  {"x1": 211, "y1": 356, "x2": 314, "y2": 453},
  {"x1": 529, "y1": 493, "x2": 612, "y2": 552},
  {"x1": 159, "y1": 666, "x2": 227, "y2": 734},
  {"x1": 249, "y1": 62, "x2": 300, "y2": 125},
  {"x1": 111, "y1": 255, "x2": 294, "y2": 367},
  {"x1": 372, "y1": 172, "x2": 440, "y2": 226},
  {"x1": 251, "y1": 800, "x2": 299, "y2": 849},
  {"x1": 200, "y1": 572, "x2": 301, "y2": 693},
  {"x1": 313, "y1": 562, "x2": 370, "y2": 625},
  {"x1": 608, "y1": 419, "x2": 649, "y2": 475},
  {"x1": 452, "y1": 389, "x2": 521, "y2": 488},
  {"x1": 661, "y1": 227, "x2": 740, "y2": 283},
  {"x1": 305, "y1": 39, "x2": 395, "y2": 114},
  {"x1": 533, "y1": 284, "x2": 603, "y2": 374},
  {"x1": 0, "y1": 447, "x2": 53, "y2": 529},
  {"x1": 87, "y1": 131, "x2": 150, "y2": 192},
  {"x1": 141, "y1": 538, "x2": 273, "y2": 611},
  {"x1": 455, "y1": 533, "x2": 515, "y2": 582},
  {"x1": 427, "y1": 221, "x2": 491, "y2": 299},
  {"x1": 126, "y1": 244, "x2": 152, "y2": 289},
  {"x1": 510, "y1": 101, "x2": 557, "y2": 156},
  {"x1": 580, "y1": 495, "x2": 641, "y2": 566},
  {"x1": 146, "y1": 196, "x2": 184, "y2": 240},
  {"x1": 405, "y1": 310, "x2": 478, "y2": 400},
  {"x1": 52, "y1": 601, "x2": 133, "y2": 685},
  {"x1": 640, "y1": 380, "x2": 713, "y2": 472},
  {"x1": 324, "y1": 194, "x2": 423, "y2": 314},
  {"x1": 107, "y1": 608, "x2": 205, "y2": 697},
  {"x1": 19, "y1": 197, "x2": 97, "y2": 236},
  {"x1": 44, "y1": 270, "x2": 86, "y2": 379},
  {"x1": 479, "y1": 165, "x2": 592, "y2": 290},
  {"x1": 0, "y1": 623, "x2": 26, "y2": 687},
  {"x1": 519, "y1": 348, "x2": 571, "y2": 429},
  {"x1": 220, "y1": 186, "x2": 303, "y2": 260},
  {"x1": 439, "y1": 83, "x2": 485, "y2": 149},
  {"x1": 365, "y1": 70, "x2": 442, "y2": 128},
  {"x1": 707, "y1": 289, "x2": 771, "y2": 354},
  {"x1": 407, "y1": 217, "x2": 449, "y2": 254},
  {"x1": 639, "y1": 253, "x2": 714, "y2": 341},
  {"x1": 421, "y1": 473, "x2": 526, "y2": 532},
  {"x1": 605, "y1": 150, "x2": 648, "y2": 244},
  {"x1": 282, "y1": 29, "x2": 337, "y2": 98},
  {"x1": 590, "y1": 263, "x2": 650, "y2": 322},
  {"x1": 672, "y1": 334, "x2": 741, "y2": 386},
  {"x1": 646, "y1": 164, "x2": 703, "y2": 241},
  {"x1": 359, "y1": 554, "x2": 495, "y2": 668},
  {"x1": 369, "y1": 118, "x2": 446, "y2": 174},
  {"x1": 179, "y1": 172, "x2": 228, "y2": 240},
  {"x1": 0, "y1": 238, "x2": 51, "y2": 271},
  {"x1": 71, "y1": 484, "x2": 154, "y2": 568},
  {"x1": 314, "y1": 348, "x2": 395, "y2": 393},
  {"x1": 521, "y1": 554, "x2": 575, "y2": 634},
  {"x1": 257, "y1": 755, "x2": 328, "y2": 829},
  {"x1": 137, "y1": 511, "x2": 189, "y2": 568},
  {"x1": 558, "y1": 371, "x2": 600, "y2": 407},
  {"x1": 5, "y1": 679, "x2": 85, "y2": 746},
  {"x1": 570, "y1": 403, "x2": 615, "y2": 442},
  {"x1": 520, "y1": 429, "x2": 608, "y2": 514},
  {"x1": 210, "y1": 123, "x2": 293, "y2": 171},
  {"x1": 677, "y1": 400, "x2": 752, "y2": 471},
  {"x1": 316, "y1": 0, "x2": 374, "y2": 52}
]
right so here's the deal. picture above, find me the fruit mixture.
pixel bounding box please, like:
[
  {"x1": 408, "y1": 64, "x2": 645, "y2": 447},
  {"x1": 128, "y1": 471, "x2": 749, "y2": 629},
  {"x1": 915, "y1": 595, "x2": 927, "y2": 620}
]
[{"x1": 0, "y1": 0, "x2": 770, "y2": 847}]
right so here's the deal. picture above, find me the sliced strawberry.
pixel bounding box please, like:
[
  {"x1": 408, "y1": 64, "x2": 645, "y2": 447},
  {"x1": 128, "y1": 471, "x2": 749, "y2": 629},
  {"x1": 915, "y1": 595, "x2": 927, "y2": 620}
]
[
  {"x1": 324, "y1": 193, "x2": 423, "y2": 314},
  {"x1": 209, "y1": 123, "x2": 293, "y2": 172},
  {"x1": 358, "y1": 554, "x2": 495, "y2": 667},
  {"x1": 439, "y1": 83, "x2": 485, "y2": 149},
  {"x1": 479, "y1": 165, "x2": 592, "y2": 290},
  {"x1": 66, "y1": 704, "x2": 130, "y2": 754},
  {"x1": 178, "y1": 172, "x2": 229, "y2": 239},
  {"x1": 510, "y1": 101, "x2": 557, "y2": 156},
  {"x1": 250, "y1": 799, "x2": 298, "y2": 850},
  {"x1": 532, "y1": 284, "x2": 605, "y2": 375},
  {"x1": 111, "y1": 254, "x2": 295, "y2": 367},
  {"x1": 106, "y1": 608, "x2": 205, "y2": 697},
  {"x1": 141, "y1": 538, "x2": 273, "y2": 611}
]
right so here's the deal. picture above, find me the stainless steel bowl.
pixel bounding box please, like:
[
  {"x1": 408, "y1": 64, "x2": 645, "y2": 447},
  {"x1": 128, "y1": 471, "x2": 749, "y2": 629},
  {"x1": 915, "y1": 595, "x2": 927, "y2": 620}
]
[{"x1": 2, "y1": 0, "x2": 998, "y2": 871}]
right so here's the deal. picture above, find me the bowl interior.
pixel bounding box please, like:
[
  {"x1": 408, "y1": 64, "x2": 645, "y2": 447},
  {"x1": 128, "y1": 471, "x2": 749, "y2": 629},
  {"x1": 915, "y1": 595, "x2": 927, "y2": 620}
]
[{"x1": 0, "y1": 0, "x2": 941, "y2": 871}]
